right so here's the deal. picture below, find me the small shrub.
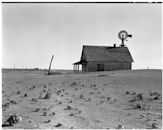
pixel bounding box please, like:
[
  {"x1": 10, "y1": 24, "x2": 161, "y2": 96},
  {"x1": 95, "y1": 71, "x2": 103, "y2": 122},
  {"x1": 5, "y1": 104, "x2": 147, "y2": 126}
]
[
  {"x1": 130, "y1": 103, "x2": 150, "y2": 110},
  {"x1": 129, "y1": 93, "x2": 143, "y2": 102},
  {"x1": 24, "y1": 93, "x2": 28, "y2": 97},
  {"x1": 67, "y1": 99, "x2": 72, "y2": 103},
  {"x1": 117, "y1": 125, "x2": 125, "y2": 129},
  {"x1": 86, "y1": 98, "x2": 91, "y2": 102},
  {"x1": 56, "y1": 90, "x2": 62, "y2": 94},
  {"x1": 31, "y1": 98, "x2": 38, "y2": 102},
  {"x1": 51, "y1": 112, "x2": 56, "y2": 116},
  {"x1": 79, "y1": 94, "x2": 84, "y2": 99},
  {"x1": 64, "y1": 105, "x2": 72, "y2": 110},
  {"x1": 58, "y1": 101, "x2": 62, "y2": 105},
  {"x1": 3, "y1": 114, "x2": 22, "y2": 127},
  {"x1": 10, "y1": 100, "x2": 17, "y2": 104},
  {"x1": 45, "y1": 119, "x2": 51, "y2": 123},
  {"x1": 137, "y1": 94, "x2": 143, "y2": 100},
  {"x1": 43, "y1": 111, "x2": 48, "y2": 116},
  {"x1": 153, "y1": 94, "x2": 161, "y2": 100},
  {"x1": 107, "y1": 97, "x2": 110, "y2": 101},
  {"x1": 69, "y1": 113, "x2": 74, "y2": 116},
  {"x1": 74, "y1": 88, "x2": 78, "y2": 90},
  {"x1": 34, "y1": 108, "x2": 40, "y2": 112},
  {"x1": 54, "y1": 123, "x2": 62, "y2": 127},
  {"x1": 16, "y1": 91, "x2": 21, "y2": 94},
  {"x1": 44, "y1": 92, "x2": 51, "y2": 99},
  {"x1": 152, "y1": 122, "x2": 159, "y2": 129},
  {"x1": 150, "y1": 91, "x2": 158, "y2": 96},
  {"x1": 70, "y1": 82, "x2": 77, "y2": 86}
]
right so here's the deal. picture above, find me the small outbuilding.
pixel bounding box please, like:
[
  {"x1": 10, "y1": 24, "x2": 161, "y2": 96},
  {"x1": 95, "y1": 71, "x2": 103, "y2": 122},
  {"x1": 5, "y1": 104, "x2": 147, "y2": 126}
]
[{"x1": 73, "y1": 44, "x2": 134, "y2": 72}]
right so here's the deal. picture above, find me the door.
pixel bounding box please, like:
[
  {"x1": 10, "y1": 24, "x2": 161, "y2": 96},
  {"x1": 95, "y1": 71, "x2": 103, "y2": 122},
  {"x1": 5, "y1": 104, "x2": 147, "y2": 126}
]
[{"x1": 97, "y1": 64, "x2": 104, "y2": 71}]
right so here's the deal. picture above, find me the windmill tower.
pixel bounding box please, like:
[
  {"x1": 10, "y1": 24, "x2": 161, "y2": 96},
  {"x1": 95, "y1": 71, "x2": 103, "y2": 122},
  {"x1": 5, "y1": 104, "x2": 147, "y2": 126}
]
[{"x1": 118, "y1": 30, "x2": 132, "y2": 47}]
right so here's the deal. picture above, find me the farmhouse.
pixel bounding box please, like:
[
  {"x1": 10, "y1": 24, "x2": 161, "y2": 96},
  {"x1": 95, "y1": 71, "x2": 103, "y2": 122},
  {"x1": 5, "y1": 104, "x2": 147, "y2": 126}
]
[{"x1": 73, "y1": 44, "x2": 134, "y2": 72}]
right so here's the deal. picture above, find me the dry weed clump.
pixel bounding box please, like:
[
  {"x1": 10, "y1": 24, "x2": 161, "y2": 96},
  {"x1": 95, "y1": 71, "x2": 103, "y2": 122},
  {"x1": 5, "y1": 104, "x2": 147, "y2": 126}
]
[
  {"x1": 79, "y1": 94, "x2": 84, "y2": 99},
  {"x1": 70, "y1": 82, "x2": 77, "y2": 86},
  {"x1": 150, "y1": 91, "x2": 158, "y2": 96},
  {"x1": 2, "y1": 114, "x2": 22, "y2": 127},
  {"x1": 129, "y1": 93, "x2": 143, "y2": 102},
  {"x1": 45, "y1": 119, "x2": 51, "y2": 123},
  {"x1": 44, "y1": 92, "x2": 51, "y2": 99},
  {"x1": 64, "y1": 105, "x2": 73, "y2": 110},
  {"x1": 56, "y1": 90, "x2": 62, "y2": 94},
  {"x1": 58, "y1": 101, "x2": 62, "y2": 105},
  {"x1": 151, "y1": 122, "x2": 159, "y2": 129},
  {"x1": 117, "y1": 125, "x2": 125, "y2": 129},
  {"x1": 153, "y1": 94, "x2": 161, "y2": 100},
  {"x1": 86, "y1": 98, "x2": 91, "y2": 102},
  {"x1": 149, "y1": 92, "x2": 161, "y2": 100},
  {"x1": 34, "y1": 108, "x2": 40, "y2": 112},
  {"x1": 16, "y1": 91, "x2": 21, "y2": 94},
  {"x1": 126, "y1": 91, "x2": 136, "y2": 95},
  {"x1": 31, "y1": 98, "x2": 38, "y2": 102},
  {"x1": 130, "y1": 102, "x2": 150, "y2": 110},
  {"x1": 42, "y1": 111, "x2": 48, "y2": 116},
  {"x1": 54, "y1": 123, "x2": 63, "y2": 127},
  {"x1": 74, "y1": 88, "x2": 78, "y2": 90},
  {"x1": 24, "y1": 93, "x2": 28, "y2": 97}
]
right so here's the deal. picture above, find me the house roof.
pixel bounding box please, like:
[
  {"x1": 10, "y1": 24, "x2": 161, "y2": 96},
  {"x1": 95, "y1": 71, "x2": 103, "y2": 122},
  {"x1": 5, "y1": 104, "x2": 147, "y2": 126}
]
[{"x1": 79, "y1": 45, "x2": 134, "y2": 63}]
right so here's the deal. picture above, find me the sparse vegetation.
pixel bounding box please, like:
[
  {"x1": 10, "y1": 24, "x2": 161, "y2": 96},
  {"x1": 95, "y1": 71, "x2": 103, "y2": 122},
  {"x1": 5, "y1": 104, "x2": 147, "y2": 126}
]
[
  {"x1": 16, "y1": 91, "x2": 21, "y2": 94},
  {"x1": 34, "y1": 108, "x2": 40, "y2": 112},
  {"x1": 129, "y1": 93, "x2": 143, "y2": 102},
  {"x1": 64, "y1": 105, "x2": 72, "y2": 110},
  {"x1": 43, "y1": 112, "x2": 48, "y2": 116},
  {"x1": 70, "y1": 81, "x2": 77, "y2": 86},
  {"x1": 130, "y1": 103, "x2": 150, "y2": 110},
  {"x1": 79, "y1": 94, "x2": 84, "y2": 99},
  {"x1": 45, "y1": 119, "x2": 51, "y2": 123},
  {"x1": 54, "y1": 123, "x2": 63, "y2": 127},
  {"x1": 151, "y1": 122, "x2": 159, "y2": 129},
  {"x1": 44, "y1": 92, "x2": 51, "y2": 99},
  {"x1": 24, "y1": 93, "x2": 28, "y2": 97},
  {"x1": 31, "y1": 98, "x2": 38, "y2": 102}
]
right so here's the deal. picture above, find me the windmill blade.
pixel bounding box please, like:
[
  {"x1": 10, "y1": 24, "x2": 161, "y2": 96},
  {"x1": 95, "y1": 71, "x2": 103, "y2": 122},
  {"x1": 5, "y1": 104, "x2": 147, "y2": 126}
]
[{"x1": 128, "y1": 34, "x2": 132, "y2": 38}]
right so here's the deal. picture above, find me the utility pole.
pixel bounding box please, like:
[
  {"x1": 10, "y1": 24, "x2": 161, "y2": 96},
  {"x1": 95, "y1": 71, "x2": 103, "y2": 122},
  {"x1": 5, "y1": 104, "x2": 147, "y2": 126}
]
[{"x1": 48, "y1": 54, "x2": 54, "y2": 75}]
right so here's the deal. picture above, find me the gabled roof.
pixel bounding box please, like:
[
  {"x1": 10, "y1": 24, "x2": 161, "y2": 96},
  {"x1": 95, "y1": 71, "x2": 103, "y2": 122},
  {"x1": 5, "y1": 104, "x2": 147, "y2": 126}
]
[{"x1": 80, "y1": 45, "x2": 134, "y2": 62}]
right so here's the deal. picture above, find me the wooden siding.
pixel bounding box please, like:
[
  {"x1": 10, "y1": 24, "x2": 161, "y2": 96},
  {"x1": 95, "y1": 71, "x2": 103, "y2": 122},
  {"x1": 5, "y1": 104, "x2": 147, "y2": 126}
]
[{"x1": 84, "y1": 61, "x2": 131, "y2": 72}]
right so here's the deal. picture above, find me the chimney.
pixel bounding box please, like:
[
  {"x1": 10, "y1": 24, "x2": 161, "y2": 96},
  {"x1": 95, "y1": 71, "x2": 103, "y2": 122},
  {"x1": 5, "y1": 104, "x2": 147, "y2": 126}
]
[{"x1": 113, "y1": 44, "x2": 116, "y2": 48}]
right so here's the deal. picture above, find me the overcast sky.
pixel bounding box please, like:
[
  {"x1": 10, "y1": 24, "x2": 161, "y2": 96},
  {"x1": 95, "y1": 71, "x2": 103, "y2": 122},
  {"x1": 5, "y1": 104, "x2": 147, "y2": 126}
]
[{"x1": 2, "y1": 3, "x2": 162, "y2": 70}]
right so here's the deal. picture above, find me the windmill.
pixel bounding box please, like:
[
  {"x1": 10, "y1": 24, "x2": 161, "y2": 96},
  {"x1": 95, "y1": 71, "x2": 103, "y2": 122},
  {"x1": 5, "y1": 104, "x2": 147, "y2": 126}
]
[{"x1": 118, "y1": 30, "x2": 132, "y2": 47}]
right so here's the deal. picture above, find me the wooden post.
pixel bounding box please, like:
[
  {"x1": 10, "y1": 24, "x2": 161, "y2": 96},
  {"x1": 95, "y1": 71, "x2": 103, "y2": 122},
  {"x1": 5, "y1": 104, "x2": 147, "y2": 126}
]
[
  {"x1": 78, "y1": 65, "x2": 79, "y2": 73},
  {"x1": 48, "y1": 54, "x2": 54, "y2": 75},
  {"x1": 74, "y1": 65, "x2": 76, "y2": 73}
]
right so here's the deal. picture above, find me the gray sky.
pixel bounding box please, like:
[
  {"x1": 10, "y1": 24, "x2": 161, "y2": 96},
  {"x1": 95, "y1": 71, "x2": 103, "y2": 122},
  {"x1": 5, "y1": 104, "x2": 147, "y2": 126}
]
[{"x1": 2, "y1": 3, "x2": 162, "y2": 70}]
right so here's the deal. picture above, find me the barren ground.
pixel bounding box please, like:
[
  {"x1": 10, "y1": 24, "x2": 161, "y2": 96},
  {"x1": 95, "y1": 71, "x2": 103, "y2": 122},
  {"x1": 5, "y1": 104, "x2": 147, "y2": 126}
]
[{"x1": 2, "y1": 69, "x2": 162, "y2": 129}]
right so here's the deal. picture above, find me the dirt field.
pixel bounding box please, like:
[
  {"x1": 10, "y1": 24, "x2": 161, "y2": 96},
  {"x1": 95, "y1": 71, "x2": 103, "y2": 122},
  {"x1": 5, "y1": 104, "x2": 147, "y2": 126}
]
[{"x1": 2, "y1": 69, "x2": 162, "y2": 129}]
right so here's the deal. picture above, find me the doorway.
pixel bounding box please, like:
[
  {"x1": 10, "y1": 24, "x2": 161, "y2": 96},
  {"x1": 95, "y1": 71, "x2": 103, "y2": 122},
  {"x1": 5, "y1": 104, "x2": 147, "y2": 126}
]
[{"x1": 97, "y1": 64, "x2": 104, "y2": 71}]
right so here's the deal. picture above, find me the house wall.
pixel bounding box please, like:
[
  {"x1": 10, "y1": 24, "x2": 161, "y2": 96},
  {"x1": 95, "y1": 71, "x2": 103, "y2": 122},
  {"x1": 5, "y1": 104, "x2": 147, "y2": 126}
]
[
  {"x1": 84, "y1": 61, "x2": 131, "y2": 72},
  {"x1": 82, "y1": 64, "x2": 87, "y2": 72}
]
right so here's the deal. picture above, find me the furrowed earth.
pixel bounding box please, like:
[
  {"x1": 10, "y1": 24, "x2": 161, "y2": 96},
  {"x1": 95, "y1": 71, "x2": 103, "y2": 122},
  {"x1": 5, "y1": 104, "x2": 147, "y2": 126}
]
[{"x1": 2, "y1": 69, "x2": 162, "y2": 129}]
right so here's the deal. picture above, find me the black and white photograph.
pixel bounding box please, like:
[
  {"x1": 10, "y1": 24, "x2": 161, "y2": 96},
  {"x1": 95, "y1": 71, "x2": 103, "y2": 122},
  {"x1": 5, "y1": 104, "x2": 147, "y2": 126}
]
[{"x1": 2, "y1": 1, "x2": 162, "y2": 129}]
